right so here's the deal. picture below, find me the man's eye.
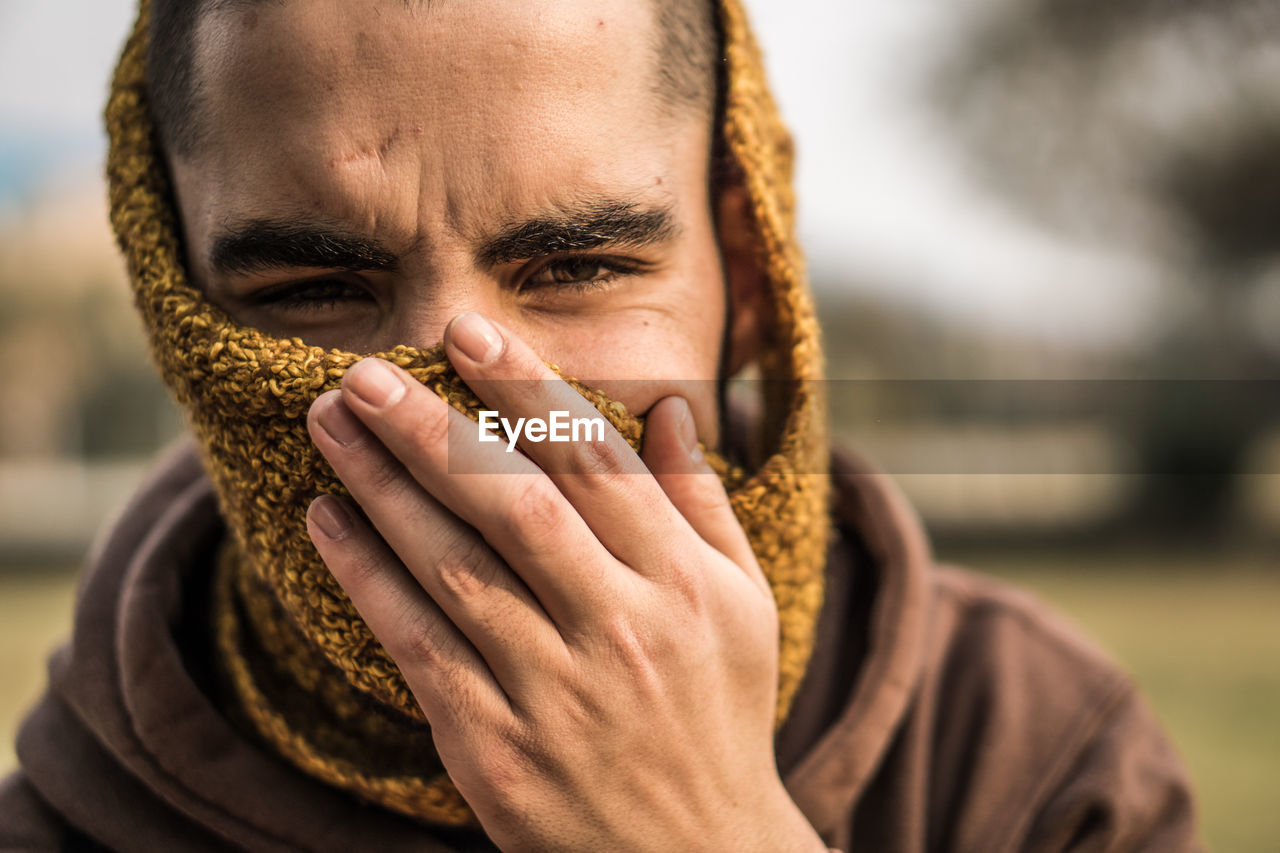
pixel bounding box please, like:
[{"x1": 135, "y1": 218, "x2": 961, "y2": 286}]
[
  {"x1": 250, "y1": 278, "x2": 373, "y2": 312},
  {"x1": 522, "y1": 256, "x2": 641, "y2": 293}
]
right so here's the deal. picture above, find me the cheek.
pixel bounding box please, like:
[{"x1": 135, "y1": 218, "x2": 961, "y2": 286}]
[
  {"x1": 544, "y1": 255, "x2": 727, "y2": 377},
  {"x1": 536, "y1": 271, "x2": 728, "y2": 444},
  {"x1": 589, "y1": 310, "x2": 721, "y2": 378}
]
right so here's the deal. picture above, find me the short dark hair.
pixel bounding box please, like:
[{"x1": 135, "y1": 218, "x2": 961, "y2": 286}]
[
  {"x1": 146, "y1": 0, "x2": 719, "y2": 158},
  {"x1": 145, "y1": 0, "x2": 208, "y2": 157},
  {"x1": 652, "y1": 0, "x2": 719, "y2": 117}
]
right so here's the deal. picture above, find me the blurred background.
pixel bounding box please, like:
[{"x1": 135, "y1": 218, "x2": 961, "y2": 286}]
[{"x1": 2, "y1": 0, "x2": 1278, "y2": 849}]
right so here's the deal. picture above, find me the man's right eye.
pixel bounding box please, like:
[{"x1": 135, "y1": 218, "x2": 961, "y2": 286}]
[{"x1": 249, "y1": 278, "x2": 375, "y2": 313}]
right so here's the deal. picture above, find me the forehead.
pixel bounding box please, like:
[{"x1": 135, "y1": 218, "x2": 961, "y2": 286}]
[
  {"x1": 195, "y1": 0, "x2": 660, "y2": 124},
  {"x1": 184, "y1": 0, "x2": 703, "y2": 244}
]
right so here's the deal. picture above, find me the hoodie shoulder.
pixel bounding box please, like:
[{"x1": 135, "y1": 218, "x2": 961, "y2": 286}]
[
  {"x1": 913, "y1": 566, "x2": 1202, "y2": 852},
  {"x1": 796, "y1": 447, "x2": 1200, "y2": 851}
]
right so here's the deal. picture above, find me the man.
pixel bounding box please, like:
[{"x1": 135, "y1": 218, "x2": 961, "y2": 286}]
[{"x1": 1, "y1": 0, "x2": 1201, "y2": 850}]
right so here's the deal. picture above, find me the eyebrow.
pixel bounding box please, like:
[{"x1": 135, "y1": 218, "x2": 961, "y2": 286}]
[
  {"x1": 208, "y1": 198, "x2": 680, "y2": 277},
  {"x1": 476, "y1": 200, "x2": 680, "y2": 267},
  {"x1": 208, "y1": 220, "x2": 400, "y2": 277}
]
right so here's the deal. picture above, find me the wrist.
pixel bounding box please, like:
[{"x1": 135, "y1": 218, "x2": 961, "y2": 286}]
[{"x1": 746, "y1": 780, "x2": 828, "y2": 853}]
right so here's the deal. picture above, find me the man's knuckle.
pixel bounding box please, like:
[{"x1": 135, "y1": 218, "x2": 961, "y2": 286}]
[
  {"x1": 363, "y1": 452, "x2": 408, "y2": 494},
  {"x1": 394, "y1": 612, "x2": 450, "y2": 668},
  {"x1": 569, "y1": 435, "x2": 628, "y2": 483},
  {"x1": 557, "y1": 678, "x2": 607, "y2": 732},
  {"x1": 409, "y1": 404, "x2": 452, "y2": 450},
  {"x1": 598, "y1": 614, "x2": 656, "y2": 673},
  {"x1": 435, "y1": 536, "x2": 498, "y2": 599},
  {"x1": 507, "y1": 478, "x2": 565, "y2": 536},
  {"x1": 663, "y1": 561, "x2": 706, "y2": 611}
]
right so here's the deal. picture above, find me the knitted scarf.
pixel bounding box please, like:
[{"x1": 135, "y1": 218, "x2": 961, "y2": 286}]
[{"x1": 106, "y1": 0, "x2": 829, "y2": 826}]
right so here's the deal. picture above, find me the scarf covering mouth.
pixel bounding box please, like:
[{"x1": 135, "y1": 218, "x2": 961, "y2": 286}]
[{"x1": 106, "y1": 0, "x2": 829, "y2": 826}]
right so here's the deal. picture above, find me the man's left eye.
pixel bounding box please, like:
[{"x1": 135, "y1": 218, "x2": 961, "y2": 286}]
[{"x1": 522, "y1": 257, "x2": 640, "y2": 293}]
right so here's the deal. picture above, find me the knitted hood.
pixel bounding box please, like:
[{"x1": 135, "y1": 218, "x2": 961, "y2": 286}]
[{"x1": 106, "y1": 0, "x2": 829, "y2": 825}]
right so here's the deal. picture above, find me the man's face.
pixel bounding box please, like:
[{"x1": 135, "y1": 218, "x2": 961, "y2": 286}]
[{"x1": 171, "y1": 0, "x2": 758, "y2": 447}]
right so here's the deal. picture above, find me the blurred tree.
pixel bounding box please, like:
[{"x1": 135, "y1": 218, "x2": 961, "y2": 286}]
[
  {"x1": 0, "y1": 183, "x2": 181, "y2": 462},
  {"x1": 932, "y1": 0, "x2": 1280, "y2": 536}
]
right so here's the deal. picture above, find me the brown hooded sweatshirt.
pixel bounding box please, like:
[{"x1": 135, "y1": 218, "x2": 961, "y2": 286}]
[{"x1": 0, "y1": 439, "x2": 1202, "y2": 852}]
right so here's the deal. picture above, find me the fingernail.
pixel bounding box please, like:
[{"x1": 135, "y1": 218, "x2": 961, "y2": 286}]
[
  {"x1": 310, "y1": 496, "x2": 352, "y2": 540},
  {"x1": 315, "y1": 395, "x2": 367, "y2": 446},
  {"x1": 346, "y1": 358, "x2": 406, "y2": 408},
  {"x1": 677, "y1": 398, "x2": 704, "y2": 464},
  {"x1": 450, "y1": 312, "x2": 503, "y2": 364}
]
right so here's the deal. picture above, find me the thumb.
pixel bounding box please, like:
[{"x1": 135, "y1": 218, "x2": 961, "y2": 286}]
[{"x1": 641, "y1": 396, "x2": 759, "y2": 578}]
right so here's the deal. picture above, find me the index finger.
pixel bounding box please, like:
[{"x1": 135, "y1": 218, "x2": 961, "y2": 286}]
[{"x1": 443, "y1": 311, "x2": 699, "y2": 571}]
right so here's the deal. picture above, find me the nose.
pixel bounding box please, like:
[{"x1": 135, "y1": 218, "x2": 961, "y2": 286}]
[
  {"x1": 381, "y1": 269, "x2": 556, "y2": 365},
  {"x1": 384, "y1": 275, "x2": 507, "y2": 353}
]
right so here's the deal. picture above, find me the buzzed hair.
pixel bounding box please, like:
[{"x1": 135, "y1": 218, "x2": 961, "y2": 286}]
[
  {"x1": 146, "y1": 0, "x2": 721, "y2": 158},
  {"x1": 652, "y1": 0, "x2": 719, "y2": 117}
]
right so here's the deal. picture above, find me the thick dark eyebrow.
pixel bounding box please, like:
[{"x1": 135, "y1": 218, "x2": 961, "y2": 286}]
[
  {"x1": 208, "y1": 220, "x2": 400, "y2": 277},
  {"x1": 476, "y1": 200, "x2": 680, "y2": 268}
]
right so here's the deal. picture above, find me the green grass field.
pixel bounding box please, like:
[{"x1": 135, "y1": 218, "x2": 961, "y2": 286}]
[{"x1": 3, "y1": 554, "x2": 1277, "y2": 851}]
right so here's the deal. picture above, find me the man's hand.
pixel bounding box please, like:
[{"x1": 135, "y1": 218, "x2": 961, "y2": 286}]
[{"x1": 304, "y1": 311, "x2": 826, "y2": 853}]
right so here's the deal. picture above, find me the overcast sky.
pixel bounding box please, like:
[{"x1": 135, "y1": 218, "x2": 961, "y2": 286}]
[{"x1": 0, "y1": 0, "x2": 1156, "y2": 347}]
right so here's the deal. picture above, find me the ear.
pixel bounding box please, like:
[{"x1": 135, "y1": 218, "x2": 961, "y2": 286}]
[{"x1": 716, "y1": 180, "x2": 769, "y2": 377}]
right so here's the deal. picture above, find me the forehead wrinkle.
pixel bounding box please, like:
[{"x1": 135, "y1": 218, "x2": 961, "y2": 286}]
[
  {"x1": 193, "y1": 0, "x2": 667, "y2": 158},
  {"x1": 196, "y1": 0, "x2": 659, "y2": 162}
]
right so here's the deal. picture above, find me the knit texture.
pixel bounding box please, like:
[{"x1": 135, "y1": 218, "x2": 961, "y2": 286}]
[{"x1": 106, "y1": 0, "x2": 830, "y2": 826}]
